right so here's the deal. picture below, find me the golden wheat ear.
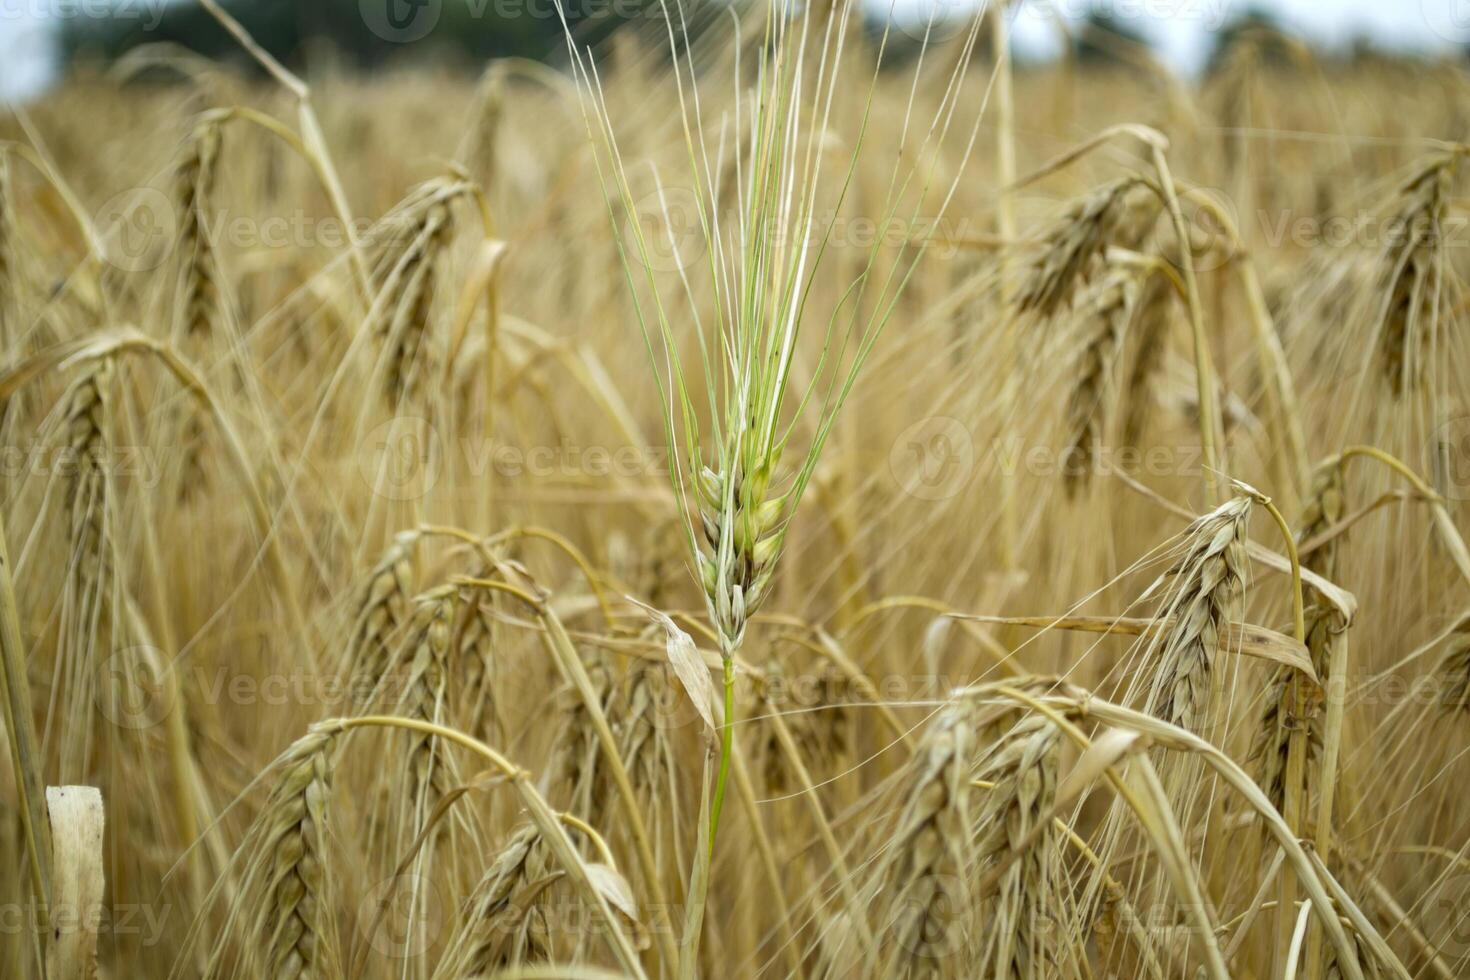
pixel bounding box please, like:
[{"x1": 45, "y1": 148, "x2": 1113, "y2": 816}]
[{"x1": 872, "y1": 704, "x2": 976, "y2": 979}]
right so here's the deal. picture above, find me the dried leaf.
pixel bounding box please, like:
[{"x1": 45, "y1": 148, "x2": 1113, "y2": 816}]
[{"x1": 626, "y1": 596, "x2": 719, "y2": 738}]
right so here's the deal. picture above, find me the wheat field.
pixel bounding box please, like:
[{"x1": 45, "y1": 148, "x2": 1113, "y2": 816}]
[{"x1": 2, "y1": 3, "x2": 1470, "y2": 978}]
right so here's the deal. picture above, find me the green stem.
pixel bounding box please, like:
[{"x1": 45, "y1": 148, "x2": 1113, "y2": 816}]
[{"x1": 709, "y1": 654, "x2": 735, "y2": 849}]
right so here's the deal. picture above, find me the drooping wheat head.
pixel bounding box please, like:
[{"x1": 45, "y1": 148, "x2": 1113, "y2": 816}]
[
  {"x1": 1434, "y1": 620, "x2": 1470, "y2": 713},
  {"x1": 1252, "y1": 456, "x2": 1346, "y2": 810},
  {"x1": 758, "y1": 662, "x2": 820, "y2": 794},
  {"x1": 1063, "y1": 270, "x2": 1138, "y2": 494},
  {"x1": 1375, "y1": 154, "x2": 1451, "y2": 396},
  {"x1": 1144, "y1": 494, "x2": 1252, "y2": 734},
  {"x1": 1252, "y1": 599, "x2": 1341, "y2": 812},
  {"x1": 1122, "y1": 273, "x2": 1176, "y2": 447},
  {"x1": 550, "y1": 650, "x2": 616, "y2": 821},
  {"x1": 400, "y1": 586, "x2": 458, "y2": 812},
  {"x1": 346, "y1": 530, "x2": 417, "y2": 710},
  {"x1": 1016, "y1": 178, "x2": 1146, "y2": 319},
  {"x1": 60, "y1": 358, "x2": 113, "y2": 594},
  {"x1": 368, "y1": 180, "x2": 463, "y2": 406},
  {"x1": 432, "y1": 824, "x2": 552, "y2": 977},
  {"x1": 876, "y1": 704, "x2": 975, "y2": 978},
  {"x1": 452, "y1": 592, "x2": 501, "y2": 744},
  {"x1": 209, "y1": 728, "x2": 338, "y2": 980},
  {"x1": 617, "y1": 660, "x2": 672, "y2": 799},
  {"x1": 174, "y1": 117, "x2": 223, "y2": 342},
  {"x1": 973, "y1": 711, "x2": 1070, "y2": 980}
]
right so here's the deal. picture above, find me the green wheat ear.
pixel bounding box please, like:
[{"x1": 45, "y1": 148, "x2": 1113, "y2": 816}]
[{"x1": 555, "y1": 0, "x2": 992, "y2": 921}]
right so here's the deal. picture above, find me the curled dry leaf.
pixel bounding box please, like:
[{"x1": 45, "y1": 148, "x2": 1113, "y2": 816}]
[
  {"x1": 585, "y1": 862, "x2": 650, "y2": 951},
  {"x1": 626, "y1": 596, "x2": 719, "y2": 739}
]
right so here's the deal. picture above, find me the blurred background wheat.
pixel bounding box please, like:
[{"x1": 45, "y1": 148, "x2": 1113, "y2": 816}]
[{"x1": 3, "y1": 1, "x2": 1470, "y2": 978}]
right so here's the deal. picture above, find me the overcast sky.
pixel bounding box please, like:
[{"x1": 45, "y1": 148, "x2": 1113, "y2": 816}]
[{"x1": 3, "y1": 0, "x2": 1470, "y2": 101}]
